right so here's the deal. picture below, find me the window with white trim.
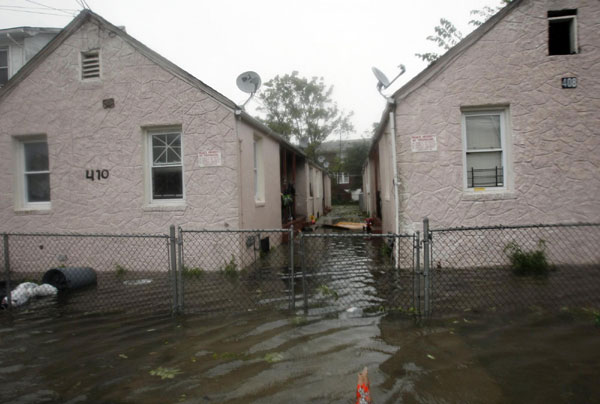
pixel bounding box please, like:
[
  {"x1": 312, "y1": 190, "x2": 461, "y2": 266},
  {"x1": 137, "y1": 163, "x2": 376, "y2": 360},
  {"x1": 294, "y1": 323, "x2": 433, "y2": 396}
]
[
  {"x1": 18, "y1": 137, "x2": 51, "y2": 208},
  {"x1": 548, "y1": 9, "x2": 577, "y2": 55},
  {"x1": 253, "y1": 136, "x2": 265, "y2": 203},
  {"x1": 462, "y1": 110, "x2": 507, "y2": 189},
  {"x1": 337, "y1": 172, "x2": 350, "y2": 184},
  {"x1": 147, "y1": 130, "x2": 183, "y2": 202},
  {"x1": 0, "y1": 48, "x2": 8, "y2": 87}
]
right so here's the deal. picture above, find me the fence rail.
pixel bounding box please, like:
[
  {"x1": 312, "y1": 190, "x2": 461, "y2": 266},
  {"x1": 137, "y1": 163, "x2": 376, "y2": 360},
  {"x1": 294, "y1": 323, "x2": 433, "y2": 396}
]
[{"x1": 1, "y1": 221, "x2": 599, "y2": 317}]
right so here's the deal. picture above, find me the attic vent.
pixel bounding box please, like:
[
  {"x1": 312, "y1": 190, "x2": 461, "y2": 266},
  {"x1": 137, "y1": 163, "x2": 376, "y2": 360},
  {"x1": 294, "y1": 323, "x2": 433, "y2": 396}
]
[{"x1": 81, "y1": 51, "x2": 100, "y2": 79}]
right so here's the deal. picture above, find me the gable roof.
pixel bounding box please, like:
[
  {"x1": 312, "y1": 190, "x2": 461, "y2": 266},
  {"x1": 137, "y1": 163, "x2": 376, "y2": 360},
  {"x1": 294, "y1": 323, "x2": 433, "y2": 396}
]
[
  {"x1": 0, "y1": 10, "x2": 236, "y2": 109},
  {"x1": 0, "y1": 10, "x2": 330, "y2": 174},
  {"x1": 368, "y1": 0, "x2": 524, "y2": 152}
]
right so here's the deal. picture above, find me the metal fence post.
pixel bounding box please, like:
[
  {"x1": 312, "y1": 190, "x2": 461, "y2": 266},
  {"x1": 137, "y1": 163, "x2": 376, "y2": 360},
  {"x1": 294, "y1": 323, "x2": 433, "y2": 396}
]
[
  {"x1": 177, "y1": 227, "x2": 185, "y2": 313},
  {"x1": 423, "y1": 218, "x2": 431, "y2": 316},
  {"x1": 3, "y1": 234, "x2": 11, "y2": 309},
  {"x1": 169, "y1": 225, "x2": 179, "y2": 314},
  {"x1": 300, "y1": 233, "x2": 308, "y2": 313},
  {"x1": 414, "y1": 231, "x2": 421, "y2": 316},
  {"x1": 288, "y1": 225, "x2": 295, "y2": 311}
]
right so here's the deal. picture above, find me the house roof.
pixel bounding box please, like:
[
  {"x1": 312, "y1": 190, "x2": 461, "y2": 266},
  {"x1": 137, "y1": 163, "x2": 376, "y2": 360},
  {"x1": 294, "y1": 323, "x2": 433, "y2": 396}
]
[
  {"x1": 0, "y1": 9, "x2": 329, "y2": 174},
  {"x1": 367, "y1": 0, "x2": 524, "y2": 158}
]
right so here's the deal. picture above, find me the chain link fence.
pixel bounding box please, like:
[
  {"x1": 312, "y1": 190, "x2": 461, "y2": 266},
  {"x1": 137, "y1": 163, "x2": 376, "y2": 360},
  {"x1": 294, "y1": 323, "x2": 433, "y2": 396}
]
[
  {"x1": 298, "y1": 233, "x2": 416, "y2": 315},
  {"x1": 177, "y1": 229, "x2": 293, "y2": 315},
  {"x1": 427, "y1": 223, "x2": 600, "y2": 315},
  {"x1": 1, "y1": 232, "x2": 173, "y2": 314},
  {"x1": 1, "y1": 221, "x2": 599, "y2": 317}
]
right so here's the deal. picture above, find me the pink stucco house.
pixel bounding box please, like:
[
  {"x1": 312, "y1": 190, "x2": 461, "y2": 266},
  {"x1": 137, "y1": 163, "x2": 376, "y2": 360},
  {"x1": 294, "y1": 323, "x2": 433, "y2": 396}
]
[
  {"x1": 364, "y1": 0, "x2": 600, "y2": 234},
  {"x1": 0, "y1": 10, "x2": 329, "y2": 235}
]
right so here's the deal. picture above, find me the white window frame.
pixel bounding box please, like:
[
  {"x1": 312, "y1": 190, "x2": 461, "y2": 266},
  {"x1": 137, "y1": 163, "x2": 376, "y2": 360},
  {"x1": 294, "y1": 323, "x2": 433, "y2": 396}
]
[
  {"x1": 14, "y1": 136, "x2": 51, "y2": 210},
  {"x1": 0, "y1": 47, "x2": 9, "y2": 87},
  {"x1": 337, "y1": 172, "x2": 350, "y2": 184},
  {"x1": 462, "y1": 109, "x2": 508, "y2": 192},
  {"x1": 253, "y1": 136, "x2": 265, "y2": 204},
  {"x1": 145, "y1": 128, "x2": 185, "y2": 205},
  {"x1": 548, "y1": 14, "x2": 578, "y2": 55}
]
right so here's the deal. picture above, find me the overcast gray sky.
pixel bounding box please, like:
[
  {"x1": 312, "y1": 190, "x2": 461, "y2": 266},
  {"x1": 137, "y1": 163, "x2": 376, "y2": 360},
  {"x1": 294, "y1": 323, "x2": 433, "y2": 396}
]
[{"x1": 1, "y1": 0, "x2": 502, "y2": 139}]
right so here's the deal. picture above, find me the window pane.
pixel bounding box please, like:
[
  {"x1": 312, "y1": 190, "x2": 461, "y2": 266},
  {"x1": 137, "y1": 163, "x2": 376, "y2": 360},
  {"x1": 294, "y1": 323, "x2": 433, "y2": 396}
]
[
  {"x1": 152, "y1": 133, "x2": 181, "y2": 164},
  {"x1": 152, "y1": 166, "x2": 182, "y2": 199},
  {"x1": 26, "y1": 173, "x2": 50, "y2": 202},
  {"x1": 466, "y1": 151, "x2": 503, "y2": 187},
  {"x1": 24, "y1": 142, "x2": 49, "y2": 171},
  {"x1": 0, "y1": 50, "x2": 7, "y2": 67},
  {"x1": 466, "y1": 115, "x2": 501, "y2": 150}
]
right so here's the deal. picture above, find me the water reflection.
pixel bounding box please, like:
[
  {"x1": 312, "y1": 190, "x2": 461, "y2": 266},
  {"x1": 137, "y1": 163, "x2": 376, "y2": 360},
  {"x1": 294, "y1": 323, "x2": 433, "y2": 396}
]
[{"x1": 0, "y1": 307, "x2": 599, "y2": 403}]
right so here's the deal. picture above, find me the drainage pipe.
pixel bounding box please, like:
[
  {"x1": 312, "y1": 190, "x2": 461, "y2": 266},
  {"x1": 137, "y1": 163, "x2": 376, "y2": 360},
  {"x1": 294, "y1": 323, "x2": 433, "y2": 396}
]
[{"x1": 387, "y1": 99, "x2": 401, "y2": 267}]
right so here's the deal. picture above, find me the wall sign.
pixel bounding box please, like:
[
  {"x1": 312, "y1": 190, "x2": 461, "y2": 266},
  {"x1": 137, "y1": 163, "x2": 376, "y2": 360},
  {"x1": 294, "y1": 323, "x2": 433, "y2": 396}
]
[
  {"x1": 411, "y1": 135, "x2": 437, "y2": 152},
  {"x1": 199, "y1": 150, "x2": 222, "y2": 167},
  {"x1": 86, "y1": 169, "x2": 109, "y2": 181},
  {"x1": 561, "y1": 77, "x2": 577, "y2": 89}
]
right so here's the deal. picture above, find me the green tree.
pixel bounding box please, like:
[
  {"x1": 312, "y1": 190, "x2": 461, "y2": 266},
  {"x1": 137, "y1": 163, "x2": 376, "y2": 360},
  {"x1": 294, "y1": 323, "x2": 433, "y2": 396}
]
[
  {"x1": 257, "y1": 71, "x2": 353, "y2": 159},
  {"x1": 415, "y1": 1, "x2": 512, "y2": 64},
  {"x1": 415, "y1": 18, "x2": 463, "y2": 63}
]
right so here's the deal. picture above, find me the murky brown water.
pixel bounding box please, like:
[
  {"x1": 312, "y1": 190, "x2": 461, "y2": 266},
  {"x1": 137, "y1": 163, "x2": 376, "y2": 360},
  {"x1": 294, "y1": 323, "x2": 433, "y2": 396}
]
[{"x1": 1, "y1": 306, "x2": 599, "y2": 403}]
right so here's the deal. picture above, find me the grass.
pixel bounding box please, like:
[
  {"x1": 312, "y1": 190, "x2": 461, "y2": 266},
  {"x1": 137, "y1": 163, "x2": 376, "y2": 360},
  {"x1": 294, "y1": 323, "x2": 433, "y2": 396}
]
[
  {"x1": 115, "y1": 264, "x2": 127, "y2": 278},
  {"x1": 182, "y1": 265, "x2": 204, "y2": 279},
  {"x1": 221, "y1": 255, "x2": 239, "y2": 281},
  {"x1": 504, "y1": 239, "x2": 551, "y2": 276}
]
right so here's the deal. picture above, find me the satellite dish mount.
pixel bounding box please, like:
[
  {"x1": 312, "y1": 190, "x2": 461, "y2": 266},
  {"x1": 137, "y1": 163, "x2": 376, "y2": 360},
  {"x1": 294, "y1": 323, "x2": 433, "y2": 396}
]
[
  {"x1": 371, "y1": 64, "x2": 406, "y2": 101},
  {"x1": 236, "y1": 71, "x2": 262, "y2": 110}
]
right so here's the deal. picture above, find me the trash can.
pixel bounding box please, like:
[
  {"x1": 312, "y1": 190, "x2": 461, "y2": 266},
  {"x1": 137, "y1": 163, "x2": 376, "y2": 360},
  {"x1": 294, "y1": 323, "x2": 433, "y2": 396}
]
[{"x1": 42, "y1": 267, "x2": 97, "y2": 291}]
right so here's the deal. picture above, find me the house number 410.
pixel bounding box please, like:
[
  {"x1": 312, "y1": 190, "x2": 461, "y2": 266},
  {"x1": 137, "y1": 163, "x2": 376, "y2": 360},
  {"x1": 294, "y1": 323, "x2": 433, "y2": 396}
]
[{"x1": 86, "y1": 169, "x2": 110, "y2": 181}]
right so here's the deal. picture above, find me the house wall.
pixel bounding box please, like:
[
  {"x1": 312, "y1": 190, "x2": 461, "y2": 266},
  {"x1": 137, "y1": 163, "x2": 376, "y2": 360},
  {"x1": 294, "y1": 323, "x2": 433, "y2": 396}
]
[
  {"x1": 394, "y1": 0, "x2": 600, "y2": 232},
  {"x1": 0, "y1": 20, "x2": 242, "y2": 234},
  {"x1": 238, "y1": 120, "x2": 282, "y2": 230},
  {"x1": 323, "y1": 174, "x2": 331, "y2": 210},
  {"x1": 295, "y1": 160, "x2": 308, "y2": 219},
  {"x1": 377, "y1": 127, "x2": 396, "y2": 234}
]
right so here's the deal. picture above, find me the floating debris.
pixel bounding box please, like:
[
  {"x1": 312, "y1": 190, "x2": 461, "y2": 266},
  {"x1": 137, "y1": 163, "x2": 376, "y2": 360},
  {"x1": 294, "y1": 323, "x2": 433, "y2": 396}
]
[{"x1": 149, "y1": 367, "x2": 182, "y2": 379}]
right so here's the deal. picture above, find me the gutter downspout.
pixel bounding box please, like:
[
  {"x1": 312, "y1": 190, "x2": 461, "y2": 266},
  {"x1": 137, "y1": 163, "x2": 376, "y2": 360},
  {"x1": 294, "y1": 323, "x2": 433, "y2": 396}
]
[
  {"x1": 234, "y1": 107, "x2": 244, "y2": 229},
  {"x1": 387, "y1": 99, "x2": 401, "y2": 268}
]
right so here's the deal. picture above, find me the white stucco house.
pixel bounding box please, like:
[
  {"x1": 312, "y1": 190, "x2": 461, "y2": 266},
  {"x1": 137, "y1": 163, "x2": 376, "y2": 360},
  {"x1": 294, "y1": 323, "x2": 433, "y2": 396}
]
[
  {"x1": 364, "y1": 0, "x2": 600, "y2": 234},
  {"x1": 0, "y1": 10, "x2": 329, "y2": 235}
]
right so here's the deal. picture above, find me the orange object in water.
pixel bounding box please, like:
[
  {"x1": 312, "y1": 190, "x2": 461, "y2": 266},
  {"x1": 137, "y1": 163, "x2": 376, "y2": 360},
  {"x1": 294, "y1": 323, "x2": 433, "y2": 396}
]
[{"x1": 356, "y1": 367, "x2": 372, "y2": 403}]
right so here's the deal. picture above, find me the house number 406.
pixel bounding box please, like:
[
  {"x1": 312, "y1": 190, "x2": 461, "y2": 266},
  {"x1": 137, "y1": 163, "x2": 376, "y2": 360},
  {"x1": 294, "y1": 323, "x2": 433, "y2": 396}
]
[{"x1": 86, "y1": 169, "x2": 110, "y2": 181}]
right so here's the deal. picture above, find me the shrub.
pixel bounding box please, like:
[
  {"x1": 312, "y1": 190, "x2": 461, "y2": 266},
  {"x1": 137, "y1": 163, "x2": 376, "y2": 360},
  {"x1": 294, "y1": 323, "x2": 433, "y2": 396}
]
[
  {"x1": 182, "y1": 265, "x2": 204, "y2": 279},
  {"x1": 115, "y1": 264, "x2": 127, "y2": 278},
  {"x1": 221, "y1": 255, "x2": 239, "y2": 281},
  {"x1": 504, "y1": 239, "x2": 550, "y2": 276}
]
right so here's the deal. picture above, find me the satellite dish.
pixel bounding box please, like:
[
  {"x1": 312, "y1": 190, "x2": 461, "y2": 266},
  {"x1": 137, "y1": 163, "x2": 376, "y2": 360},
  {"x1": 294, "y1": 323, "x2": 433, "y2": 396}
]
[
  {"x1": 371, "y1": 64, "x2": 406, "y2": 97},
  {"x1": 236, "y1": 71, "x2": 261, "y2": 94},
  {"x1": 318, "y1": 156, "x2": 325, "y2": 163},
  {"x1": 371, "y1": 67, "x2": 390, "y2": 89},
  {"x1": 236, "y1": 71, "x2": 262, "y2": 110}
]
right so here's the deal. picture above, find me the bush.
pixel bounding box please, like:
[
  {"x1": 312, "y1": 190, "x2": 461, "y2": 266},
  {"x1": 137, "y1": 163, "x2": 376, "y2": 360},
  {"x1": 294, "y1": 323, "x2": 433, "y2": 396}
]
[
  {"x1": 504, "y1": 239, "x2": 550, "y2": 276},
  {"x1": 182, "y1": 265, "x2": 204, "y2": 279},
  {"x1": 221, "y1": 255, "x2": 239, "y2": 281}
]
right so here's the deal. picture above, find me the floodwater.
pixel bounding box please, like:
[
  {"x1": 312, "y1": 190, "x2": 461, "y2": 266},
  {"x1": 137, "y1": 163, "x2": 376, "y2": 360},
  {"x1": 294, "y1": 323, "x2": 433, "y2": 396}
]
[{"x1": 1, "y1": 307, "x2": 599, "y2": 403}]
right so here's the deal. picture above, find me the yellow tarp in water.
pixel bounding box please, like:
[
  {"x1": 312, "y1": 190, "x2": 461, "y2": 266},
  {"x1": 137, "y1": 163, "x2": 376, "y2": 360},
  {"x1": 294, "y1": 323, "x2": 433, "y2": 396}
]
[{"x1": 332, "y1": 221, "x2": 364, "y2": 230}]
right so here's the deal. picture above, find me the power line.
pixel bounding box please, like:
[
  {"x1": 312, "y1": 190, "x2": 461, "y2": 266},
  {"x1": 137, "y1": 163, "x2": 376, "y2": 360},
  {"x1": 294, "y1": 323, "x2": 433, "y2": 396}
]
[
  {"x1": 0, "y1": 6, "x2": 72, "y2": 17},
  {"x1": 23, "y1": 0, "x2": 77, "y2": 14}
]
